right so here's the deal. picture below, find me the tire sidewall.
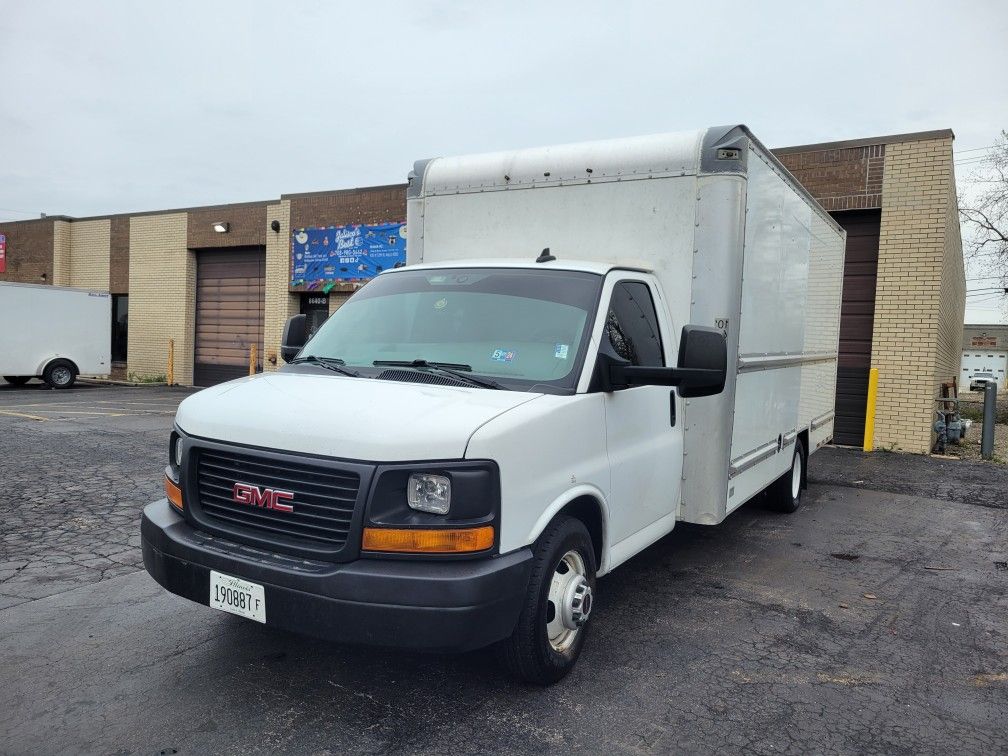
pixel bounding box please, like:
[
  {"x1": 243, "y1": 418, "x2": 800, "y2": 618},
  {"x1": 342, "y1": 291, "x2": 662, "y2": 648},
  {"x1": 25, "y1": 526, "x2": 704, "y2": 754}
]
[
  {"x1": 44, "y1": 360, "x2": 76, "y2": 389},
  {"x1": 788, "y1": 439, "x2": 804, "y2": 509},
  {"x1": 530, "y1": 522, "x2": 597, "y2": 678}
]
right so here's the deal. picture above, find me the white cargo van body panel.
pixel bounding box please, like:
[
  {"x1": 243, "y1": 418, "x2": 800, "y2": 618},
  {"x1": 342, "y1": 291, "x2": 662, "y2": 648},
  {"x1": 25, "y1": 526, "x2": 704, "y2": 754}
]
[
  {"x1": 727, "y1": 152, "x2": 844, "y2": 510},
  {"x1": 0, "y1": 282, "x2": 111, "y2": 377},
  {"x1": 408, "y1": 126, "x2": 845, "y2": 532}
]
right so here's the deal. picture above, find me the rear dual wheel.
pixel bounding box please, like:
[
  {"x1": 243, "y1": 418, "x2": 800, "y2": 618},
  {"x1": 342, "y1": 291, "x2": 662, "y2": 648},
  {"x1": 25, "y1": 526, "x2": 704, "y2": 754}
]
[
  {"x1": 768, "y1": 437, "x2": 805, "y2": 513},
  {"x1": 496, "y1": 516, "x2": 596, "y2": 685}
]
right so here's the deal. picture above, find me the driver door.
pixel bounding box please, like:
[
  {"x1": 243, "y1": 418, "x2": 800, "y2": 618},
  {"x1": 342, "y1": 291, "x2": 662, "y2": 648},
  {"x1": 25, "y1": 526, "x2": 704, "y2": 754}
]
[{"x1": 598, "y1": 276, "x2": 683, "y2": 548}]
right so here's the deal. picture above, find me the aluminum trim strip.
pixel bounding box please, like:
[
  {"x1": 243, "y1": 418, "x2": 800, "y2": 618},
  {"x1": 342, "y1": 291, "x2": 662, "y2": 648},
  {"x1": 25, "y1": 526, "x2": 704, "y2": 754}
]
[
  {"x1": 737, "y1": 352, "x2": 838, "y2": 373},
  {"x1": 811, "y1": 410, "x2": 835, "y2": 431},
  {"x1": 729, "y1": 440, "x2": 779, "y2": 478}
]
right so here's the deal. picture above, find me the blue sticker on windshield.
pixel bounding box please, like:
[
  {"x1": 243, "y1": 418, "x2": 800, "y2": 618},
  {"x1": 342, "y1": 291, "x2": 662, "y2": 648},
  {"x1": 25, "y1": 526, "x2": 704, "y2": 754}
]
[
  {"x1": 491, "y1": 349, "x2": 516, "y2": 363},
  {"x1": 554, "y1": 344, "x2": 569, "y2": 359}
]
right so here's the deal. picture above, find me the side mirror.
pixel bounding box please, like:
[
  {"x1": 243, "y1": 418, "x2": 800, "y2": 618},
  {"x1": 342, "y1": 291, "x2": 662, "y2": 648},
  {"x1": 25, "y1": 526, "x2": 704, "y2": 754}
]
[
  {"x1": 280, "y1": 314, "x2": 307, "y2": 363},
  {"x1": 674, "y1": 325, "x2": 727, "y2": 398},
  {"x1": 600, "y1": 325, "x2": 727, "y2": 397}
]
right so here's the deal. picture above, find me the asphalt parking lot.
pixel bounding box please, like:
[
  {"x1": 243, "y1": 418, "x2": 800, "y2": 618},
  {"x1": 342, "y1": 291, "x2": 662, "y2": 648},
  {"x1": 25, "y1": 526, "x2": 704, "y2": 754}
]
[{"x1": 1, "y1": 383, "x2": 1007, "y2": 755}]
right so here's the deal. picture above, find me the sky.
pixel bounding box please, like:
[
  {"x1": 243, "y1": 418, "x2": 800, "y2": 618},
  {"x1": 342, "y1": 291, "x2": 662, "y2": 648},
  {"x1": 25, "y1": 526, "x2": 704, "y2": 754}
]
[{"x1": 2, "y1": 0, "x2": 1006, "y2": 320}]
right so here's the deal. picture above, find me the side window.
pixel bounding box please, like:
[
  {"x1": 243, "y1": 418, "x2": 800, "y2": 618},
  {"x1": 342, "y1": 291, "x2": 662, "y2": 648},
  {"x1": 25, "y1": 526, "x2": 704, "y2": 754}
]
[{"x1": 605, "y1": 281, "x2": 664, "y2": 367}]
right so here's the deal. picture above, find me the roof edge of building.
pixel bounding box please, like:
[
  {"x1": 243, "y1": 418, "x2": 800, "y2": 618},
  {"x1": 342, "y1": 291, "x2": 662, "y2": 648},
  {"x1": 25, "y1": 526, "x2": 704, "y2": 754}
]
[
  {"x1": 772, "y1": 128, "x2": 955, "y2": 155},
  {"x1": 280, "y1": 183, "x2": 407, "y2": 200}
]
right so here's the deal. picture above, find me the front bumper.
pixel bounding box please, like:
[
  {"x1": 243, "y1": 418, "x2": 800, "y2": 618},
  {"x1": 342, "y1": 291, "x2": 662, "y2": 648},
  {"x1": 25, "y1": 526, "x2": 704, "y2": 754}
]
[{"x1": 141, "y1": 499, "x2": 532, "y2": 653}]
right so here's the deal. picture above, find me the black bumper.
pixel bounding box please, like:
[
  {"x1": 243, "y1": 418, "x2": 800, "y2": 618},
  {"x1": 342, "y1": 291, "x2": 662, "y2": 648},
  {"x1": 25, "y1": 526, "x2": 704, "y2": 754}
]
[{"x1": 141, "y1": 500, "x2": 532, "y2": 653}]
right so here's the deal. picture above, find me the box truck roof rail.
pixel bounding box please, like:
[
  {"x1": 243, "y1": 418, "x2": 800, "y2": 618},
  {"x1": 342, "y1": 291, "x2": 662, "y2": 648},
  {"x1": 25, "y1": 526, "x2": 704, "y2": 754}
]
[{"x1": 407, "y1": 124, "x2": 841, "y2": 235}]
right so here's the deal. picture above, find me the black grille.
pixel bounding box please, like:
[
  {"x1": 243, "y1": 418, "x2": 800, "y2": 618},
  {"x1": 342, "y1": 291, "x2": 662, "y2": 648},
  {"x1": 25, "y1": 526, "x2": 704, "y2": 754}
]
[{"x1": 194, "y1": 448, "x2": 360, "y2": 548}]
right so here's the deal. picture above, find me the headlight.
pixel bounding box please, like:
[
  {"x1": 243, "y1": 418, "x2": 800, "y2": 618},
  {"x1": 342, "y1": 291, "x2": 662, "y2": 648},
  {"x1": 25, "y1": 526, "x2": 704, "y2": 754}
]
[
  {"x1": 407, "y1": 473, "x2": 451, "y2": 515},
  {"x1": 173, "y1": 435, "x2": 184, "y2": 468}
]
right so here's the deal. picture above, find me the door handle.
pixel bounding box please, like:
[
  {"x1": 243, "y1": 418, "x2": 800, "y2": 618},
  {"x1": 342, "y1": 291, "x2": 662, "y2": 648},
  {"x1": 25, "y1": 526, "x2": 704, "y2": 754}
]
[{"x1": 669, "y1": 390, "x2": 676, "y2": 427}]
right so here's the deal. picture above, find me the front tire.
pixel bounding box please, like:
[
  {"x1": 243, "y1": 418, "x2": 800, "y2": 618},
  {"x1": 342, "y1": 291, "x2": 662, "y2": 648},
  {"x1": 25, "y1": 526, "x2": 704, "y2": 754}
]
[
  {"x1": 769, "y1": 437, "x2": 805, "y2": 513},
  {"x1": 43, "y1": 359, "x2": 77, "y2": 389},
  {"x1": 3, "y1": 376, "x2": 31, "y2": 386},
  {"x1": 496, "y1": 516, "x2": 596, "y2": 685}
]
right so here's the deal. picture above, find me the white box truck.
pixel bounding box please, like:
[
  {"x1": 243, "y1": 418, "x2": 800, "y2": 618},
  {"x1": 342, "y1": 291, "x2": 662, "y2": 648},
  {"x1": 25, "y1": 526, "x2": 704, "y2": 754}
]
[
  {"x1": 0, "y1": 281, "x2": 112, "y2": 388},
  {"x1": 142, "y1": 125, "x2": 845, "y2": 684}
]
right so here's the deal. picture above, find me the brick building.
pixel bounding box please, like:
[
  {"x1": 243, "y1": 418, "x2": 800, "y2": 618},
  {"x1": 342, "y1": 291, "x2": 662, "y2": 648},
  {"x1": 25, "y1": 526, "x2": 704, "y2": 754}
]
[
  {"x1": 773, "y1": 129, "x2": 965, "y2": 453},
  {"x1": 0, "y1": 128, "x2": 965, "y2": 453}
]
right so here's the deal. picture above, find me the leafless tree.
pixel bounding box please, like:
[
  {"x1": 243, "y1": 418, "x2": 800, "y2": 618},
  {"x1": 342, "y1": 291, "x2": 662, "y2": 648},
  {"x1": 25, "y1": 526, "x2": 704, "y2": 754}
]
[{"x1": 960, "y1": 131, "x2": 1008, "y2": 282}]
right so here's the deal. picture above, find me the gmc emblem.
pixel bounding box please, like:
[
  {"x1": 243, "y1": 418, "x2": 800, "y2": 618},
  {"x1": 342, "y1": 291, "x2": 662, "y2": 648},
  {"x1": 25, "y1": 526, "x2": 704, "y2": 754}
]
[{"x1": 232, "y1": 482, "x2": 294, "y2": 513}]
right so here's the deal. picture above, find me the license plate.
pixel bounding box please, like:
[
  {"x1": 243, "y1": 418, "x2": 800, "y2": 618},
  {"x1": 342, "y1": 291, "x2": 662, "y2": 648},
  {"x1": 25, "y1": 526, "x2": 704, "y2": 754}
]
[{"x1": 210, "y1": 570, "x2": 266, "y2": 623}]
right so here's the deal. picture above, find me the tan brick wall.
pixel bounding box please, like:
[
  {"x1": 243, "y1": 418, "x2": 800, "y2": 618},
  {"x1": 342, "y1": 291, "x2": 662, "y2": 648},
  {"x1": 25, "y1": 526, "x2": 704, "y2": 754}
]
[
  {"x1": 127, "y1": 213, "x2": 195, "y2": 384},
  {"x1": 870, "y1": 137, "x2": 965, "y2": 453},
  {"x1": 264, "y1": 200, "x2": 298, "y2": 371},
  {"x1": 52, "y1": 220, "x2": 71, "y2": 286},
  {"x1": 328, "y1": 292, "x2": 351, "y2": 316},
  {"x1": 67, "y1": 219, "x2": 111, "y2": 290}
]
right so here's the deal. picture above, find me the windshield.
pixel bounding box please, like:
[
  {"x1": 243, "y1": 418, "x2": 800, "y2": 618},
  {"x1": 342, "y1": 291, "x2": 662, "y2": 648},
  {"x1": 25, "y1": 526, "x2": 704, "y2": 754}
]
[{"x1": 297, "y1": 267, "x2": 603, "y2": 393}]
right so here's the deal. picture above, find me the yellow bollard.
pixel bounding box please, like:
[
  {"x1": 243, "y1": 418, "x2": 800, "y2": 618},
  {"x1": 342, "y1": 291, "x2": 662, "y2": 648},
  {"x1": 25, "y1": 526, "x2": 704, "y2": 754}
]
[
  {"x1": 167, "y1": 339, "x2": 175, "y2": 386},
  {"x1": 249, "y1": 344, "x2": 258, "y2": 376},
  {"x1": 862, "y1": 367, "x2": 878, "y2": 452}
]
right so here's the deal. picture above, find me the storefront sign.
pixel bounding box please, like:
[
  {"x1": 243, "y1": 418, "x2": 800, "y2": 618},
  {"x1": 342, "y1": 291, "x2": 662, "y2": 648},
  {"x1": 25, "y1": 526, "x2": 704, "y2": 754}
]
[
  {"x1": 290, "y1": 222, "x2": 406, "y2": 289},
  {"x1": 971, "y1": 336, "x2": 998, "y2": 348},
  {"x1": 0, "y1": 234, "x2": 6, "y2": 273}
]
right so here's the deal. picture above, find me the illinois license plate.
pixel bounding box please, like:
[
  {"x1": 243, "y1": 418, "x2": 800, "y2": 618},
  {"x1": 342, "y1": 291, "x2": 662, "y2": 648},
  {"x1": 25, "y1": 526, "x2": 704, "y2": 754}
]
[{"x1": 209, "y1": 570, "x2": 266, "y2": 623}]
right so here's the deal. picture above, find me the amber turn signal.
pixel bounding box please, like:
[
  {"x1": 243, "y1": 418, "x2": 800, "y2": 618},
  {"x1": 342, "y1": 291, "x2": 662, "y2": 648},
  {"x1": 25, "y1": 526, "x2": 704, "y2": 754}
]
[
  {"x1": 362, "y1": 526, "x2": 494, "y2": 554},
  {"x1": 165, "y1": 475, "x2": 183, "y2": 511}
]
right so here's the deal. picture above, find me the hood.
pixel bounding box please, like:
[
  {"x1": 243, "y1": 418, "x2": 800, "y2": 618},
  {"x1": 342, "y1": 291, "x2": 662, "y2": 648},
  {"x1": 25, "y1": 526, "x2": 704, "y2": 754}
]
[{"x1": 175, "y1": 371, "x2": 542, "y2": 461}]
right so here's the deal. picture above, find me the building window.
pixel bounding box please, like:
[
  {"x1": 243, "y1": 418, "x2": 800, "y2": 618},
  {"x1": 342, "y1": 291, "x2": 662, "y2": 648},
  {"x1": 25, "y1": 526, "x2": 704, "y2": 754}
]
[{"x1": 112, "y1": 295, "x2": 128, "y2": 362}]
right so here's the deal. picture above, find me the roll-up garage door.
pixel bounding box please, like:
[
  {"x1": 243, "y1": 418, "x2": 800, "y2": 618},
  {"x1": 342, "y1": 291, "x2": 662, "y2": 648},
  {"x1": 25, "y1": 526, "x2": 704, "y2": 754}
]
[
  {"x1": 194, "y1": 248, "x2": 265, "y2": 387},
  {"x1": 831, "y1": 209, "x2": 881, "y2": 446}
]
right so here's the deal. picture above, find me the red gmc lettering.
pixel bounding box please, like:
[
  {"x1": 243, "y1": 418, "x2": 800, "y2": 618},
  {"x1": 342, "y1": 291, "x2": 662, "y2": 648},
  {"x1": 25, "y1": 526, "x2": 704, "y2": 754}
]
[{"x1": 232, "y1": 482, "x2": 294, "y2": 513}]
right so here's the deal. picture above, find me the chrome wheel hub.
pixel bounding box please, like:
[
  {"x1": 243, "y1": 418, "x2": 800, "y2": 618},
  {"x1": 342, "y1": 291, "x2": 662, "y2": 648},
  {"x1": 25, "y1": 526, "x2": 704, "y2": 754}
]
[
  {"x1": 546, "y1": 550, "x2": 591, "y2": 652},
  {"x1": 51, "y1": 366, "x2": 72, "y2": 385}
]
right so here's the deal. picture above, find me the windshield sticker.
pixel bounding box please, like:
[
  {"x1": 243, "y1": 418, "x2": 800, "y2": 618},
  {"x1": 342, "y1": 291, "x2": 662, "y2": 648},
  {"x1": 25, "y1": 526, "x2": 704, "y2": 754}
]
[
  {"x1": 554, "y1": 343, "x2": 570, "y2": 360},
  {"x1": 491, "y1": 349, "x2": 516, "y2": 363},
  {"x1": 434, "y1": 297, "x2": 448, "y2": 310}
]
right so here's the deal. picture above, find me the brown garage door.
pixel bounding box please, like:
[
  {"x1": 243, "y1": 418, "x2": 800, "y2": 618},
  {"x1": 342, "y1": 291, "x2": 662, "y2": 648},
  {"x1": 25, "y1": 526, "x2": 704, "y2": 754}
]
[
  {"x1": 194, "y1": 248, "x2": 265, "y2": 387},
  {"x1": 831, "y1": 210, "x2": 880, "y2": 446}
]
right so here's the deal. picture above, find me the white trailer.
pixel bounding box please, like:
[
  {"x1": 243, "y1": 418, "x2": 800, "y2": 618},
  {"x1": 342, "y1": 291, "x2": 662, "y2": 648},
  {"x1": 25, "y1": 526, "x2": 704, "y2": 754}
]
[
  {"x1": 142, "y1": 125, "x2": 845, "y2": 685},
  {"x1": 0, "y1": 281, "x2": 112, "y2": 388}
]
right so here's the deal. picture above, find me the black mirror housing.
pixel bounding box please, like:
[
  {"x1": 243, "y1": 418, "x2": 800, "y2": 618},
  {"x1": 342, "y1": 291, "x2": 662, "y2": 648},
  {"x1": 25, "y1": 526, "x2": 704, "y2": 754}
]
[
  {"x1": 675, "y1": 325, "x2": 727, "y2": 397},
  {"x1": 280, "y1": 314, "x2": 308, "y2": 363},
  {"x1": 598, "y1": 324, "x2": 727, "y2": 397}
]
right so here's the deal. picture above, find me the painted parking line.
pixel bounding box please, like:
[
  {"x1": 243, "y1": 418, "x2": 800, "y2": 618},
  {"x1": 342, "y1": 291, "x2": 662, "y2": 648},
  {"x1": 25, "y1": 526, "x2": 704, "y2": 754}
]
[{"x1": 0, "y1": 409, "x2": 51, "y2": 421}]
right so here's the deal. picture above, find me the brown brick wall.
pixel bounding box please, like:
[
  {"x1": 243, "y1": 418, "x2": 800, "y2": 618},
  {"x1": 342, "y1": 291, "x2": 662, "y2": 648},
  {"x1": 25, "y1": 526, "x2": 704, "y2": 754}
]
[
  {"x1": 0, "y1": 218, "x2": 54, "y2": 284},
  {"x1": 109, "y1": 216, "x2": 129, "y2": 293},
  {"x1": 774, "y1": 145, "x2": 885, "y2": 211},
  {"x1": 186, "y1": 202, "x2": 267, "y2": 249}
]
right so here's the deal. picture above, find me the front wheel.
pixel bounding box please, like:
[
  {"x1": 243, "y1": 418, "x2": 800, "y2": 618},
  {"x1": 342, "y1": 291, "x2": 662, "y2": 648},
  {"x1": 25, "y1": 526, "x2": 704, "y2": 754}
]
[
  {"x1": 768, "y1": 437, "x2": 805, "y2": 513},
  {"x1": 496, "y1": 516, "x2": 596, "y2": 685}
]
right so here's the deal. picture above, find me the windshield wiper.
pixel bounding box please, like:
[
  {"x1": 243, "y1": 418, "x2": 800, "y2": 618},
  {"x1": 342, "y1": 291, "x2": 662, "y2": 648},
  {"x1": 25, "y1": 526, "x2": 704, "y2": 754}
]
[
  {"x1": 288, "y1": 355, "x2": 361, "y2": 377},
  {"x1": 372, "y1": 359, "x2": 504, "y2": 390}
]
